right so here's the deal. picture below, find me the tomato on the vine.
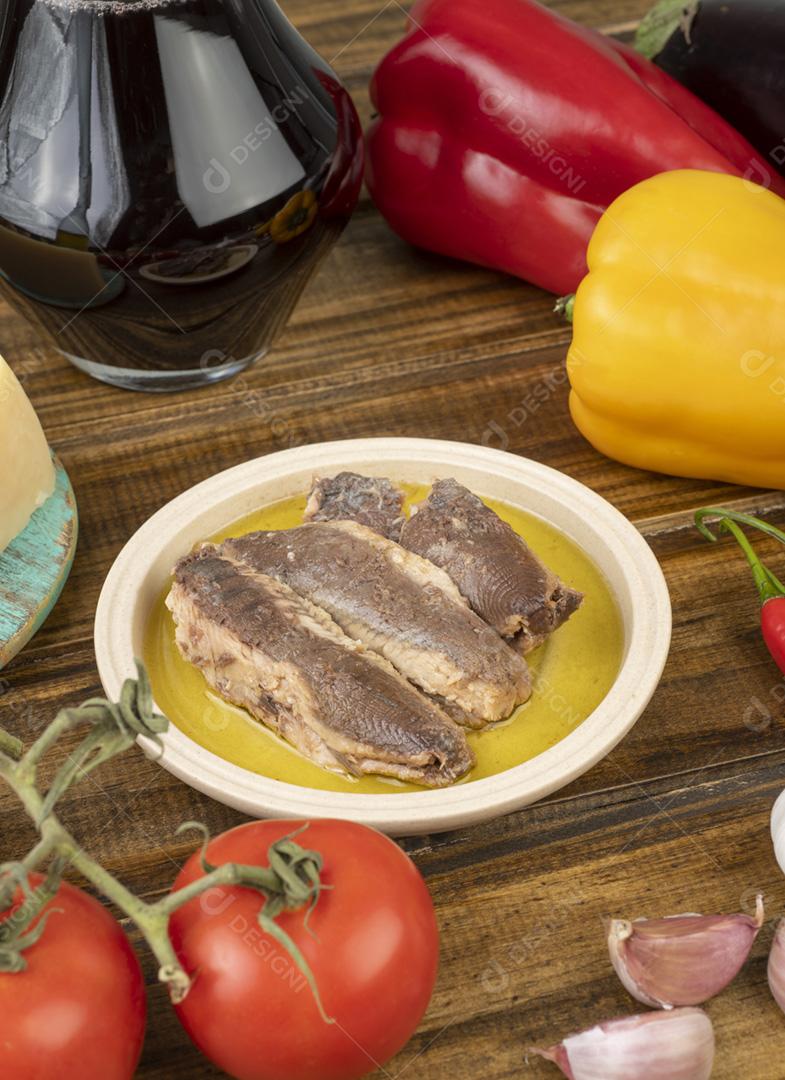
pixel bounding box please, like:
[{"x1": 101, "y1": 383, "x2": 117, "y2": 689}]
[
  {"x1": 169, "y1": 819, "x2": 440, "y2": 1080},
  {"x1": 0, "y1": 875, "x2": 146, "y2": 1079}
]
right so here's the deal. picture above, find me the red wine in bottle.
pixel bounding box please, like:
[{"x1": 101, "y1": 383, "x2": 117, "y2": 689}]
[{"x1": 0, "y1": 0, "x2": 363, "y2": 390}]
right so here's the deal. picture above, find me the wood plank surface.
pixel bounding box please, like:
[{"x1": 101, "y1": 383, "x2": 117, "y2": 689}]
[{"x1": 2, "y1": 0, "x2": 785, "y2": 1077}]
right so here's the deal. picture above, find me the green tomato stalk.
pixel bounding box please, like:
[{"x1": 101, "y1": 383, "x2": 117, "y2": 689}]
[{"x1": 0, "y1": 664, "x2": 333, "y2": 1020}]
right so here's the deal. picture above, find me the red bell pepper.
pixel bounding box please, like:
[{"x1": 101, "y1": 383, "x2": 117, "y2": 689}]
[{"x1": 366, "y1": 0, "x2": 785, "y2": 295}]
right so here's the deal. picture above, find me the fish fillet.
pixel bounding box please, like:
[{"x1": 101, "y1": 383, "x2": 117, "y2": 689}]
[
  {"x1": 222, "y1": 520, "x2": 531, "y2": 728},
  {"x1": 400, "y1": 479, "x2": 583, "y2": 653},
  {"x1": 305, "y1": 472, "x2": 405, "y2": 541},
  {"x1": 168, "y1": 547, "x2": 474, "y2": 787}
]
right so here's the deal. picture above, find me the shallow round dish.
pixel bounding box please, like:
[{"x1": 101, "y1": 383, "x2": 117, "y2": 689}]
[{"x1": 94, "y1": 438, "x2": 671, "y2": 835}]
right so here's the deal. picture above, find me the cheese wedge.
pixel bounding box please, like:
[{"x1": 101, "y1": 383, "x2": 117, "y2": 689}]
[{"x1": 0, "y1": 355, "x2": 55, "y2": 552}]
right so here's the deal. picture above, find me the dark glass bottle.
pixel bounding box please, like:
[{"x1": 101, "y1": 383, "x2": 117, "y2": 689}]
[{"x1": 0, "y1": 0, "x2": 363, "y2": 390}]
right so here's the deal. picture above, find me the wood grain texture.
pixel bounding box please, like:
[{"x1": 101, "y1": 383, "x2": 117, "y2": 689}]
[{"x1": 2, "y1": 0, "x2": 785, "y2": 1077}]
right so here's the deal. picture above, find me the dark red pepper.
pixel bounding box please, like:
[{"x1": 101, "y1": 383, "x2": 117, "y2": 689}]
[
  {"x1": 314, "y1": 70, "x2": 365, "y2": 221},
  {"x1": 366, "y1": 0, "x2": 785, "y2": 295},
  {"x1": 696, "y1": 508, "x2": 785, "y2": 675}
]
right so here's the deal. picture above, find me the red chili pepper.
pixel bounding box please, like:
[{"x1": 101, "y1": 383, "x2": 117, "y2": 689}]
[
  {"x1": 366, "y1": 0, "x2": 785, "y2": 295},
  {"x1": 695, "y1": 508, "x2": 785, "y2": 676},
  {"x1": 762, "y1": 597, "x2": 785, "y2": 674}
]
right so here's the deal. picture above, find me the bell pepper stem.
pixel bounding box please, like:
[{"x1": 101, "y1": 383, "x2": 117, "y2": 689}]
[{"x1": 554, "y1": 294, "x2": 575, "y2": 322}]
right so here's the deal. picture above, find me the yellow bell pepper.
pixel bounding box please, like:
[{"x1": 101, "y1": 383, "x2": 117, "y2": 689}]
[{"x1": 566, "y1": 169, "x2": 785, "y2": 490}]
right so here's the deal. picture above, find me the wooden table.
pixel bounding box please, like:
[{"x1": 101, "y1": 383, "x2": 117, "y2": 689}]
[{"x1": 3, "y1": 0, "x2": 785, "y2": 1076}]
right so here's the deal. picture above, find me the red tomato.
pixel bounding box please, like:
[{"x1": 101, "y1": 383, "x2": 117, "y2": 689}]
[
  {"x1": 170, "y1": 819, "x2": 439, "y2": 1080},
  {"x1": 0, "y1": 875, "x2": 146, "y2": 1079}
]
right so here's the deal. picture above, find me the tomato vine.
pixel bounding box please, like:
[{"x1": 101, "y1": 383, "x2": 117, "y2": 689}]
[{"x1": 0, "y1": 664, "x2": 331, "y2": 1014}]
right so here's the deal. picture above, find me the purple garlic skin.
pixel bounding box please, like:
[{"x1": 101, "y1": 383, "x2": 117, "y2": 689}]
[
  {"x1": 768, "y1": 918, "x2": 785, "y2": 1013},
  {"x1": 531, "y1": 1008, "x2": 715, "y2": 1080},
  {"x1": 607, "y1": 894, "x2": 764, "y2": 1008}
]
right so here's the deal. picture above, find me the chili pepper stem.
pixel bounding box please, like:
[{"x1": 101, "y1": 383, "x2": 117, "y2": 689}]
[
  {"x1": 695, "y1": 508, "x2": 785, "y2": 602},
  {"x1": 718, "y1": 520, "x2": 781, "y2": 603},
  {"x1": 695, "y1": 507, "x2": 785, "y2": 552}
]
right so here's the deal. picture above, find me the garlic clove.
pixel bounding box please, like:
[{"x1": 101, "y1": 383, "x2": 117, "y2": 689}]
[
  {"x1": 768, "y1": 918, "x2": 785, "y2": 1013},
  {"x1": 771, "y1": 789, "x2": 785, "y2": 876},
  {"x1": 530, "y1": 1008, "x2": 715, "y2": 1080},
  {"x1": 607, "y1": 894, "x2": 764, "y2": 1008}
]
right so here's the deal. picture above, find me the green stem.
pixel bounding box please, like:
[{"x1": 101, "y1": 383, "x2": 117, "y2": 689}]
[
  {"x1": 695, "y1": 507, "x2": 785, "y2": 551},
  {"x1": 0, "y1": 859, "x2": 68, "y2": 971},
  {"x1": 0, "y1": 748, "x2": 189, "y2": 997},
  {"x1": 716, "y1": 519, "x2": 782, "y2": 604},
  {"x1": 21, "y1": 833, "x2": 58, "y2": 875},
  {"x1": 0, "y1": 671, "x2": 333, "y2": 1016},
  {"x1": 0, "y1": 833, "x2": 57, "y2": 912},
  {"x1": 554, "y1": 294, "x2": 575, "y2": 322},
  {"x1": 695, "y1": 507, "x2": 785, "y2": 598},
  {"x1": 0, "y1": 752, "x2": 40, "y2": 820},
  {"x1": 155, "y1": 862, "x2": 280, "y2": 917},
  {"x1": 0, "y1": 731, "x2": 23, "y2": 760},
  {"x1": 71, "y1": 847, "x2": 192, "y2": 998},
  {"x1": 18, "y1": 704, "x2": 107, "y2": 785}
]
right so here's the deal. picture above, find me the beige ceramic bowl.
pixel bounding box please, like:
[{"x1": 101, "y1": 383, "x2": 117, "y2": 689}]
[{"x1": 94, "y1": 438, "x2": 671, "y2": 835}]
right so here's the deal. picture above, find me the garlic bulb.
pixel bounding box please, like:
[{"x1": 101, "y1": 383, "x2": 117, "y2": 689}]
[
  {"x1": 606, "y1": 895, "x2": 764, "y2": 1008},
  {"x1": 531, "y1": 1008, "x2": 715, "y2": 1080},
  {"x1": 768, "y1": 918, "x2": 785, "y2": 1013}
]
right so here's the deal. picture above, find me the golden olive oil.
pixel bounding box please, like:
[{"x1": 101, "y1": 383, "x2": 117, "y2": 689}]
[{"x1": 144, "y1": 486, "x2": 624, "y2": 793}]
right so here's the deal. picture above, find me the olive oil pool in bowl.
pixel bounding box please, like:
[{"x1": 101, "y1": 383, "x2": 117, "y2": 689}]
[{"x1": 144, "y1": 486, "x2": 624, "y2": 795}]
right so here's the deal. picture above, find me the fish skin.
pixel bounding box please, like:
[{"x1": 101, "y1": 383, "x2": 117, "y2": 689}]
[
  {"x1": 399, "y1": 479, "x2": 583, "y2": 654},
  {"x1": 168, "y1": 546, "x2": 475, "y2": 787},
  {"x1": 222, "y1": 519, "x2": 531, "y2": 728}
]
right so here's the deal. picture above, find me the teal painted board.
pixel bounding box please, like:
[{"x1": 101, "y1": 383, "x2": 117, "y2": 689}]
[{"x1": 0, "y1": 454, "x2": 78, "y2": 668}]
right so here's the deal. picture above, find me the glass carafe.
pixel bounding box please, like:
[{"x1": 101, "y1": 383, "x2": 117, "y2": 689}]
[{"x1": 0, "y1": 0, "x2": 363, "y2": 390}]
